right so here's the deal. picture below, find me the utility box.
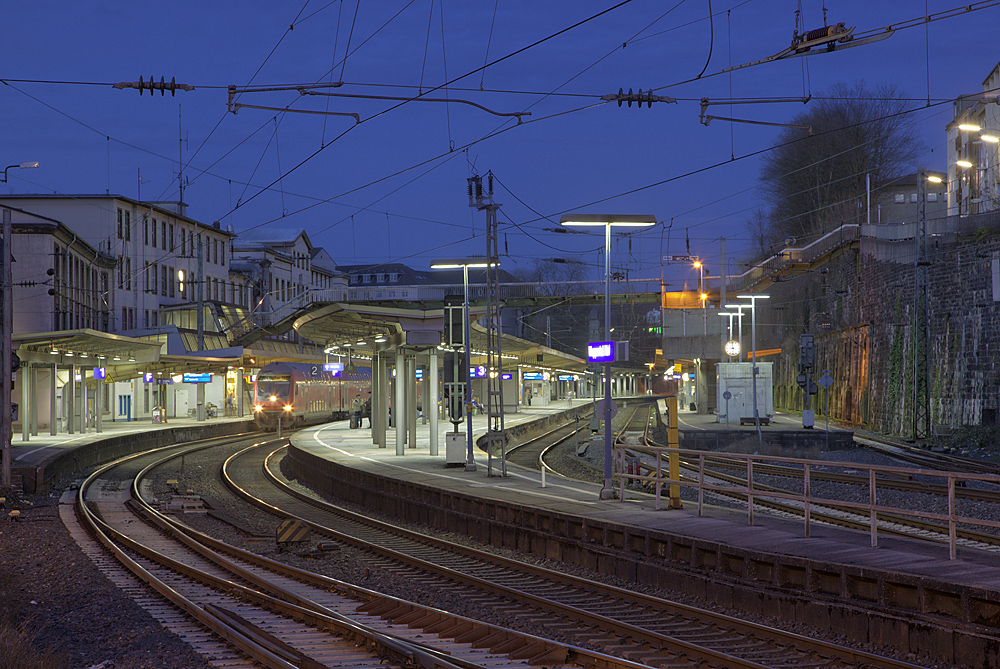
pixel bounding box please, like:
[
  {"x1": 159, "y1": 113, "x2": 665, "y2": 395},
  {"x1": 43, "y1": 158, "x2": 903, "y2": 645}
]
[
  {"x1": 716, "y1": 362, "x2": 773, "y2": 425},
  {"x1": 445, "y1": 432, "x2": 467, "y2": 466}
]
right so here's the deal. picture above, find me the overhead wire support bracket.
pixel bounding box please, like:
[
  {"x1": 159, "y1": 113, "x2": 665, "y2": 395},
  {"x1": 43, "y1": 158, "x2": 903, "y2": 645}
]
[
  {"x1": 297, "y1": 88, "x2": 530, "y2": 122},
  {"x1": 699, "y1": 96, "x2": 812, "y2": 134},
  {"x1": 230, "y1": 103, "x2": 360, "y2": 124}
]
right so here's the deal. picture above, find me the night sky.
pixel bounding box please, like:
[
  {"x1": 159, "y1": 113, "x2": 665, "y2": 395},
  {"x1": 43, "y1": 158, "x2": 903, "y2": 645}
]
[{"x1": 2, "y1": 1, "x2": 997, "y2": 290}]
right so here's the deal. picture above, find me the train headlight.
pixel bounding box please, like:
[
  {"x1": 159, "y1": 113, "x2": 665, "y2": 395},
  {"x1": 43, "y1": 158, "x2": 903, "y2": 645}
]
[
  {"x1": 269, "y1": 395, "x2": 277, "y2": 402},
  {"x1": 283, "y1": 404, "x2": 293, "y2": 412},
  {"x1": 254, "y1": 405, "x2": 262, "y2": 412}
]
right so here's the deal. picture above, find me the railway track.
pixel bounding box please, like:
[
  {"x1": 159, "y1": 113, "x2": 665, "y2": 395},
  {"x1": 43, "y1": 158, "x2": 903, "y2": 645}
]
[
  {"x1": 74, "y1": 434, "x2": 620, "y2": 669},
  {"x1": 216, "y1": 439, "x2": 927, "y2": 669}
]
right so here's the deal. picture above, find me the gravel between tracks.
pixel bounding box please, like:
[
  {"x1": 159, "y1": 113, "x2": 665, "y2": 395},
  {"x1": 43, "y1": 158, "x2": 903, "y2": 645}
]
[{"x1": 0, "y1": 428, "x2": 982, "y2": 669}]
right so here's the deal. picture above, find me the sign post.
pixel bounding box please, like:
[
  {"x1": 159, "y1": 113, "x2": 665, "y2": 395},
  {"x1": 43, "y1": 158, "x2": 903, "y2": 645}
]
[{"x1": 818, "y1": 370, "x2": 834, "y2": 447}]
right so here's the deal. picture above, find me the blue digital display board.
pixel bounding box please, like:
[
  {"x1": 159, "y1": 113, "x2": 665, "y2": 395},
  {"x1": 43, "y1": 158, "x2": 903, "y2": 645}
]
[
  {"x1": 587, "y1": 341, "x2": 615, "y2": 363},
  {"x1": 522, "y1": 372, "x2": 544, "y2": 381},
  {"x1": 183, "y1": 373, "x2": 212, "y2": 384}
]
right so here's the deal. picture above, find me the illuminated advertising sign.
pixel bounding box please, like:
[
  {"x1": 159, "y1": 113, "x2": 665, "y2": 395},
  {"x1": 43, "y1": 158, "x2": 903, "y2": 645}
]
[
  {"x1": 587, "y1": 341, "x2": 615, "y2": 363},
  {"x1": 183, "y1": 373, "x2": 212, "y2": 384}
]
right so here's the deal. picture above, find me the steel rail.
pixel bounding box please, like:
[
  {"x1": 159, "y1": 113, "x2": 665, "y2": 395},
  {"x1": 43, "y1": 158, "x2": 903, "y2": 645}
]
[{"x1": 218, "y1": 442, "x2": 924, "y2": 669}]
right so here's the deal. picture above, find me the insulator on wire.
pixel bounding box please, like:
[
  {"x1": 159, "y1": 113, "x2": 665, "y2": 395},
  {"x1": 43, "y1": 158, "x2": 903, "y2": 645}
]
[{"x1": 114, "y1": 76, "x2": 195, "y2": 96}]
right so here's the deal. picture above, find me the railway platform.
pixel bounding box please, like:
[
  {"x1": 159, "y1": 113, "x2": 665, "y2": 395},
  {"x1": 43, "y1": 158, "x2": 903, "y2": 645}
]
[
  {"x1": 7, "y1": 414, "x2": 253, "y2": 493},
  {"x1": 286, "y1": 400, "x2": 1000, "y2": 666}
]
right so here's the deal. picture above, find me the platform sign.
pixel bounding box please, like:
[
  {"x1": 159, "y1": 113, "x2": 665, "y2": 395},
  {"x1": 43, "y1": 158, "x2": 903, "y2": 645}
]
[
  {"x1": 470, "y1": 365, "x2": 487, "y2": 378},
  {"x1": 93, "y1": 367, "x2": 106, "y2": 380},
  {"x1": 522, "y1": 372, "x2": 544, "y2": 381},
  {"x1": 182, "y1": 373, "x2": 212, "y2": 384},
  {"x1": 501, "y1": 373, "x2": 513, "y2": 380},
  {"x1": 595, "y1": 398, "x2": 618, "y2": 420},
  {"x1": 322, "y1": 362, "x2": 345, "y2": 374},
  {"x1": 156, "y1": 378, "x2": 174, "y2": 385},
  {"x1": 588, "y1": 341, "x2": 615, "y2": 363},
  {"x1": 142, "y1": 372, "x2": 154, "y2": 383}
]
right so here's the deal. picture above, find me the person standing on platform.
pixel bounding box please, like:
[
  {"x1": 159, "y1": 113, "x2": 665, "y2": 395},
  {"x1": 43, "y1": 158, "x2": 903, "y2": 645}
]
[
  {"x1": 351, "y1": 393, "x2": 363, "y2": 429},
  {"x1": 362, "y1": 393, "x2": 372, "y2": 428},
  {"x1": 525, "y1": 388, "x2": 532, "y2": 406}
]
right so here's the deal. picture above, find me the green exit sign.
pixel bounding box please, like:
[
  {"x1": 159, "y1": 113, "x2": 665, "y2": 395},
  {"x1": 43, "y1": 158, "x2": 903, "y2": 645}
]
[{"x1": 647, "y1": 326, "x2": 662, "y2": 334}]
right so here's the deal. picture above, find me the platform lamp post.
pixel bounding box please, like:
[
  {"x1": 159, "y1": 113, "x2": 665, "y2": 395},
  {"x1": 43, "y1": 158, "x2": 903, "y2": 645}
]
[
  {"x1": 736, "y1": 294, "x2": 770, "y2": 440},
  {"x1": 1, "y1": 162, "x2": 38, "y2": 489},
  {"x1": 430, "y1": 258, "x2": 496, "y2": 472},
  {"x1": 559, "y1": 214, "x2": 657, "y2": 500}
]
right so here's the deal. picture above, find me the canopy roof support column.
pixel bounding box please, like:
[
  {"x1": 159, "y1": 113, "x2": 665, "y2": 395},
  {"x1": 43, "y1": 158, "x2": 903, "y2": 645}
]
[
  {"x1": 429, "y1": 349, "x2": 439, "y2": 456},
  {"x1": 407, "y1": 354, "x2": 417, "y2": 449},
  {"x1": 49, "y1": 364, "x2": 57, "y2": 436},
  {"x1": 395, "y1": 349, "x2": 405, "y2": 455}
]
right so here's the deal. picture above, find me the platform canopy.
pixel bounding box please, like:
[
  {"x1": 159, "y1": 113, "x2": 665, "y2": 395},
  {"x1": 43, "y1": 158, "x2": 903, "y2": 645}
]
[
  {"x1": 294, "y1": 302, "x2": 587, "y2": 374},
  {"x1": 13, "y1": 329, "x2": 163, "y2": 367}
]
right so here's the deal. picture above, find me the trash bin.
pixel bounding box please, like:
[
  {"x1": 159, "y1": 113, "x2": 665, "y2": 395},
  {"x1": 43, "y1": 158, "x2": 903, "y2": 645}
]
[{"x1": 152, "y1": 406, "x2": 165, "y2": 424}]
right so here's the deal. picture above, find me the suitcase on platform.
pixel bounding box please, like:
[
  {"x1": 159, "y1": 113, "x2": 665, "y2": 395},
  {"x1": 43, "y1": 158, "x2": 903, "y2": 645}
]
[{"x1": 350, "y1": 416, "x2": 359, "y2": 429}]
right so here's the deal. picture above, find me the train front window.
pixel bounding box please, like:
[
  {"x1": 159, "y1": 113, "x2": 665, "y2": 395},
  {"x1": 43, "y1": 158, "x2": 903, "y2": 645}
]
[{"x1": 256, "y1": 375, "x2": 291, "y2": 401}]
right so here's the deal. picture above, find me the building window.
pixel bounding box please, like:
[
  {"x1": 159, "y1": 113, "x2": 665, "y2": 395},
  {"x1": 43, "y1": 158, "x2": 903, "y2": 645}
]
[
  {"x1": 161, "y1": 221, "x2": 167, "y2": 249},
  {"x1": 181, "y1": 228, "x2": 186, "y2": 255},
  {"x1": 144, "y1": 218, "x2": 149, "y2": 246},
  {"x1": 152, "y1": 311, "x2": 158, "y2": 327},
  {"x1": 169, "y1": 224, "x2": 175, "y2": 251},
  {"x1": 894, "y1": 194, "x2": 905, "y2": 204},
  {"x1": 151, "y1": 218, "x2": 157, "y2": 248},
  {"x1": 117, "y1": 208, "x2": 123, "y2": 239},
  {"x1": 125, "y1": 258, "x2": 131, "y2": 290},
  {"x1": 910, "y1": 193, "x2": 918, "y2": 203},
  {"x1": 213, "y1": 238, "x2": 219, "y2": 264},
  {"x1": 161, "y1": 265, "x2": 167, "y2": 296},
  {"x1": 928, "y1": 193, "x2": 938, "y2": 202},
  {"x1": 124, "y1": 211, "x2": 131, "y2": 241},
  {"x1": 169, "y1": 266, "x2": 175, "y2": 297}
]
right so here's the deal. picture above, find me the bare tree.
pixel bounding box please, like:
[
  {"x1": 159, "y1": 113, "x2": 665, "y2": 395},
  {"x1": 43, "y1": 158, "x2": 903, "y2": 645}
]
[{"x1": 756, "y1": 81, "x2": 924, "y2": 247}]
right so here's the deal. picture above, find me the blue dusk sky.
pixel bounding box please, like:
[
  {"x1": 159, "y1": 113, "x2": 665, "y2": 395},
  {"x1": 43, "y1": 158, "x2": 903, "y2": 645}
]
[{"x1": 2, "y1": 1, "x2": 997, "y2": 290}]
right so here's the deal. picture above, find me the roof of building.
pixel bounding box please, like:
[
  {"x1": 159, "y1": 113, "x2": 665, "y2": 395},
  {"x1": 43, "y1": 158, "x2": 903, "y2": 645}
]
[
  {"x1": 0, "y1": 194, "x2": 236, "y2": 235},
  {"x1": 337, "y1": 262, "x2": 520, "y2": 286}
]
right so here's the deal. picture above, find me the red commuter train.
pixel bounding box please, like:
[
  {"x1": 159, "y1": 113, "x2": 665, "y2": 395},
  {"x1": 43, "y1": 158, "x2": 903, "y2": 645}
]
[{"x1": 253, "y1": 361, "x2": 372, "y2": 431}]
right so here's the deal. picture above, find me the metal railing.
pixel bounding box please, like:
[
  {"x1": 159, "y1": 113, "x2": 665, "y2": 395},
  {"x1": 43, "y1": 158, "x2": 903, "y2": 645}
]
[
  {"x1": 616, "y1": 444, "x2": 1000, "y2": 560},
  {"x1": 720, "y1": 224, "x2": 861, "y2": 293}
]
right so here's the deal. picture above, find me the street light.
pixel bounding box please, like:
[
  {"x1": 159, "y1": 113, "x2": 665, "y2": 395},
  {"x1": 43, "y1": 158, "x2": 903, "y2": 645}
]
[
  {"x1": 559, "y1": 213, "x2": 657, "y2": 500},
  {"x1": 736, "y1": 294, "x2": 770, "y2": 438},
  {"x1": 0, "y1": 162, "x2": 39, "y2": 183},
  {"x1": 431, "y1": 258, "x2": 496, "y2": 472}
]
